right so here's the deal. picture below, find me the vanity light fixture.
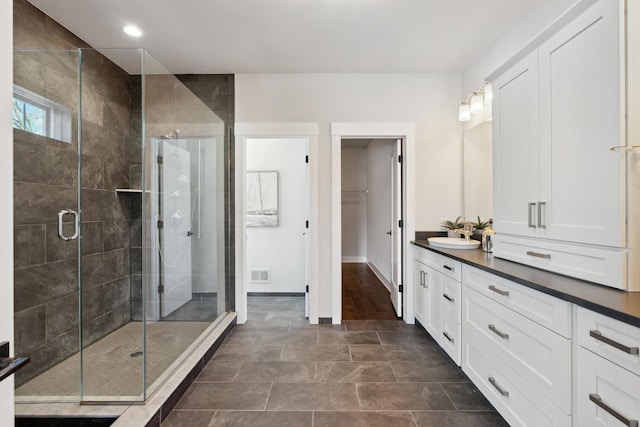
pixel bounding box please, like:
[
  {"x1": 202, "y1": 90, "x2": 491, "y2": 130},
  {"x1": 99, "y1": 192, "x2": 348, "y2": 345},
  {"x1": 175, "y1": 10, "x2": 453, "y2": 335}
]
[
  {"x1": 459, "y1": 81, "x2": 492, "y2": 122},
  {"x1": 123, "y1": 25, "x2": 143, "y2": 37}
]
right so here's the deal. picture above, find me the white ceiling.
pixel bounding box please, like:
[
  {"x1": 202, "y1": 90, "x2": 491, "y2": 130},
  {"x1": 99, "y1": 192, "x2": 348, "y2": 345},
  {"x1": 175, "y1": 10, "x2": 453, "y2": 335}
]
[{"x1": 28, "y1": 0, "x2": 536, "y2": 75}]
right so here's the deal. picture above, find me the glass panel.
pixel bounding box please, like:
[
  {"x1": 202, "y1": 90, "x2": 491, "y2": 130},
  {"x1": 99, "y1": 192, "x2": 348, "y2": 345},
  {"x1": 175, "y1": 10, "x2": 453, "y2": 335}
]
[{"x1": 13, "y1": 49, "x2": 81, "y2": 401}]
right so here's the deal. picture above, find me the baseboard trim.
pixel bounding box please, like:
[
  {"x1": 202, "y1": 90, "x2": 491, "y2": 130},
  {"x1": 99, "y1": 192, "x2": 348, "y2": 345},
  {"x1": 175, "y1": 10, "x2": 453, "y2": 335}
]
[
  {"x1": 248, "y1": 292, "x2": 305, "y2": 297},
  {"x1": 367, "y1": 262, "x2": 392, "y2": 294}
]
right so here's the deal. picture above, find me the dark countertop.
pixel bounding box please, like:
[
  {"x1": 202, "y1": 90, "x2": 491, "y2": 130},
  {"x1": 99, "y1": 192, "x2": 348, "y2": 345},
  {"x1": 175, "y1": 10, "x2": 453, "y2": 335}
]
[{"x1": 412, "y1": 240, "x2": 640, "y2": 328}]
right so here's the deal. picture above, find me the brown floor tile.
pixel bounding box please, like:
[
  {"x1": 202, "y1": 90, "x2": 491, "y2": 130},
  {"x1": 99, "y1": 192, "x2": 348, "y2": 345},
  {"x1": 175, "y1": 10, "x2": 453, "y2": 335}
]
[
  {"x1": 391, "y1": 360, "x2": 467, "y2": 382},
  {"x1": 350, "y1": 344, "x2": 422, "y2": 361},
  {"x1": 212, "y1": 344, "x2": 283, "y2": 361},
  {"x1": 209, "y1": 411, "x2": 313, "y2": 427},
  {"x1": 160, "y1": 410, "x2": 215, "y2": 427},
  {"x1": 197, "y1": 360, "x2": 242, "y2": 382},
  {"x1": 266, "y1": 383, "x2": 359, "y2": 410},
  {"x1": 255, "y1": 330, "x2": 318, "y2": 346},
  {"x1": 175, "y1": 382, "x2": 271, "y2": 410},
  {"x1": 316, "y1": 361, "x2": 397, "y2": 383},
  {"x1": 234, "y1": 361, "x2": 315, "y2": 382},
  {"x1": 413, "y1": 410, "x2": 509, "y2": 427},
  {"x1": 289, "y1": 322, "x2": 346, "y2": 331},
  {"x1": 313, "y1": 411, "x2": 417, "y2": 427},
  {"x1": 317, "y1": 331, "x2": 381, "y2": 345},
  {"x1": 281, "y1": 344, "x2": 351, "y2": 361},
  {"x1": 344, "y1": 320, "x2": 412, "y2": 331},
  {"x1": 441, "y1": 382, "x2": 495, "y2": 410},
  {"x1": 357, "y1": 383, "x2": 455, "y2": 410}
]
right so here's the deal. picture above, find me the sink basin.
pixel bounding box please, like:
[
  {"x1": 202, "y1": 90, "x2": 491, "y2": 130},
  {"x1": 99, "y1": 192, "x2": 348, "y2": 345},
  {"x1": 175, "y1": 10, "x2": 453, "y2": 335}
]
[{"x1": 427, "y1": 237, "x2": 480, "y2": 250}]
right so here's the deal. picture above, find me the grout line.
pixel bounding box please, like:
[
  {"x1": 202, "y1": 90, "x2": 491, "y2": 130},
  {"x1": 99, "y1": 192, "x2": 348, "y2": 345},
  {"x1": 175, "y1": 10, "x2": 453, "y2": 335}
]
[
  {"x1": 263, "y1": 383, "x2": 274, "y2": 411},
  {"x1": 388, "y1": 361, "x2": 400, "y2": 382},
  {"x1": 439, "y1": 382, "x2": 458, "y2": 410}
]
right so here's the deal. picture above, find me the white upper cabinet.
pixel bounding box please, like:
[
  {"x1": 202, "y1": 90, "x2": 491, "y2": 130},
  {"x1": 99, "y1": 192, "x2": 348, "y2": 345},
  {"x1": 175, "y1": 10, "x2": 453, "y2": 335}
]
[
  {"x1": 492, "y1": 51, "x2": 540, "y2": 237},
  {"x1": 538, "y1": 0, "x2": 625, "y2": 247}
]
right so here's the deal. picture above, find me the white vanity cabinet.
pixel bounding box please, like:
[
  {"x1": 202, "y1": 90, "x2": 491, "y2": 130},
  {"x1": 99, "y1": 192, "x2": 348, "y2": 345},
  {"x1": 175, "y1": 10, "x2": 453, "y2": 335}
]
[
  {"x1": 490, "y1": 0, "x2": 630, "y2": 290},
  {"x1": 461, "y1": 265, "x2": 572, "y2": 426},
  {"x1": 413, "y1": 245, "x2": 461, "y2": 365},
  {"x1": 576, "y1": 307, "x2": 640, "y2": 427}
]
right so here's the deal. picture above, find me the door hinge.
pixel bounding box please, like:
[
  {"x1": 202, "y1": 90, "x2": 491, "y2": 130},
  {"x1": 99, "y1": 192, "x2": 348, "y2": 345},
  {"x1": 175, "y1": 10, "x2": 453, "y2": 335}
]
[
  {"x1": 306, "y1": 285, "x2": 309, "y2": 293},
  {"x1": 398, "y1": 154, "x2": 402, "y2": 163},
  {"x1": 157, "y1": 220, "x2": 164, "y2": 229},
  {"x1": 305, "y1": 155, "x2": 309, "y2": 163},
  {"x1": 305, "y1": 220, "x2": 309, "y2": 229},
  {"x1": 398, "y1": 219, "x2": 403, "y2": 228},
  {"x1": 157, "y1": 155, "x2": 163, "y2": 164},
  {"x1": 158, "y1": 285, "x2": 164, "y2": 294},
  {"x1": 399, "y1": 284, "x2": 404, "y2": 293}
]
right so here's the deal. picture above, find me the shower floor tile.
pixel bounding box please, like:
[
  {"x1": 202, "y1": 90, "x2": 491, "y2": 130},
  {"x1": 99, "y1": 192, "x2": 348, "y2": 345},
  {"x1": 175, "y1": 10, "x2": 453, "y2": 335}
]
[{"x1": 16, "y1": 321, "x2": 210, "y2": 399}]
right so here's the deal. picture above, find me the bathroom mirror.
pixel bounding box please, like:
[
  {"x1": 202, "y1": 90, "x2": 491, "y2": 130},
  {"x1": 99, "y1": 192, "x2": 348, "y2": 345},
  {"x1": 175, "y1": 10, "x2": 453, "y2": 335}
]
[{"x1": 463, "y1": 120, "x2": 492, "y2": 221}]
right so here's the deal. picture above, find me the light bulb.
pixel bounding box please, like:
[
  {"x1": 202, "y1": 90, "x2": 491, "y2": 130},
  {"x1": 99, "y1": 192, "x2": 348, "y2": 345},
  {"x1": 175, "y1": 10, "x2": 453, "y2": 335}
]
[
  {"x1": 483, "y1": 83, "x2": 493, "y2": 104},
  {"x1": 470, "y1": 94, "x2": 484, "y2": 114},
  {"x1": 459, "y1": 104, "x2": 471, "y2": 122}
]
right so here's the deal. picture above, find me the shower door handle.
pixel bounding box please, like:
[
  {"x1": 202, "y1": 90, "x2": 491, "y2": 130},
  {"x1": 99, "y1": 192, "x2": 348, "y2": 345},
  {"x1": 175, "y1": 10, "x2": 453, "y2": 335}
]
[{"x1": 57, "y1": 209, "x2": 79, "y2": 241}]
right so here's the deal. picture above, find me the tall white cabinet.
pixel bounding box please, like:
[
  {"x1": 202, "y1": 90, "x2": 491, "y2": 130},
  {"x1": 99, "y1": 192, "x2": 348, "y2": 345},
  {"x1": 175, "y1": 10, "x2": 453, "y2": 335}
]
[{"x1": 490, "y1": 0, "x2": 633, "y2": 290}]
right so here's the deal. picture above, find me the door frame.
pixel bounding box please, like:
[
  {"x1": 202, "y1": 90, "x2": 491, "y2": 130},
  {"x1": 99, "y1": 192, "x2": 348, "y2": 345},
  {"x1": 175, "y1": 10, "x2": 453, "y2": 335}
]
[
  {"x1": 331, "y1": 123, "x2": 416, "y2": 325},
  {"x1": 235, "y1": 123, "x2": 320, "y2": 324}
]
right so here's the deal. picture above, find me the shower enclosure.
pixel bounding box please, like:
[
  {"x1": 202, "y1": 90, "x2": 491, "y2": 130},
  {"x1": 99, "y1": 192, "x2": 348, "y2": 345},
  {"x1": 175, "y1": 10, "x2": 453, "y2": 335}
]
[{"x1": 12, "y1": 48, "x2": 231, "y2": 402}]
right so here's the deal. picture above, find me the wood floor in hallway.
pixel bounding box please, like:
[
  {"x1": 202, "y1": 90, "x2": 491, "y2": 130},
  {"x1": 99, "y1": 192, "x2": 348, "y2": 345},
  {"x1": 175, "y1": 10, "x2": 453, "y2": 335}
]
[{"x1": 342, "y1": 263, "x2": 398, "y2": 321}]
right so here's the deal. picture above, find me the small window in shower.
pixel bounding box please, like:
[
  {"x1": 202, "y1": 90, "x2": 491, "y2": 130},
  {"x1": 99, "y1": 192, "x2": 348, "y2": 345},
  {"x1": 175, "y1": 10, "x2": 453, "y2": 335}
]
[{"x1": 12, "y1": 84, "x2": 72, "y2": 143}]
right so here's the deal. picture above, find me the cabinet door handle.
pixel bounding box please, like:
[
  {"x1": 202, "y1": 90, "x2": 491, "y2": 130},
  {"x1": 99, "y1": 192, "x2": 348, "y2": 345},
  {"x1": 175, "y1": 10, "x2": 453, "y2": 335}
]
[
  {"x1": 488, "y1": 285, "x2": 509, "y2": 297},
  {"x1": 589, "y1": 330, "x2": 639, "y2": 355},
  {"x1": 443, "y1": 265, "x2": 454, "y2": 272},
  {"x1": 443, "y1": 293, "x2": 454, "y2": 303},
  {"x1": 528, "y1": 202, "x2": 537, "y2": 228},
  {"x1": 589, "y1": 394, "x2": 638, "y2": 427},
  {"x1": 443, "y1": 331, "x2": 454, "y2": 343},
  {"x1": 488, "y1": 377, "x2": 509, "y2": 397},
  {"x1": 421, "y1": 271, "x2": 425, "y2": 287},
  {"x1": 537, "y1": 201, "x2": 547, "y2": 229},
  {"x1": 526, "y1": 251, "x2": 551, "y2": 259},
  {"x1": 488, "y1": 324, "x2": 509, "y2": 339}
]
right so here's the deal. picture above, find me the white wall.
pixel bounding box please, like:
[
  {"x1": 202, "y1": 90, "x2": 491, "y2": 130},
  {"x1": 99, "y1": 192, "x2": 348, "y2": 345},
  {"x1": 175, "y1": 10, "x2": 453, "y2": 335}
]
[
  {"x1": 341, "y1": 147, "x2": 367, "y2": 262},
  {"x1": 366, "y1": 139, "x2": 394, "y2": 281},
  {"x1": 246, "y1": 137, "x2": 307, "y2": 293},
  {"x1": 236, "y1": 73, "x2": 461, "y2": 317},
  {"x1": 1, "y1": 0, "x2": 14, "y2": 423}
]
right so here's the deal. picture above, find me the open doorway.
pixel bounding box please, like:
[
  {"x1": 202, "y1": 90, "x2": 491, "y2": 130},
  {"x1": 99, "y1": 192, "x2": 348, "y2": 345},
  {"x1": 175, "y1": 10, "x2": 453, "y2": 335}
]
[{"x1": 341, "y1": 138, "x2": 403, "y2": 320}]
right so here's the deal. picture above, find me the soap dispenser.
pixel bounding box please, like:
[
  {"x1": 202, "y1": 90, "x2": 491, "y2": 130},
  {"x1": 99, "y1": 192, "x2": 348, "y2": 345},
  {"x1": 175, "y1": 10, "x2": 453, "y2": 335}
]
[{"x1": 482, "y1": 219, "x2": 495, "y2": 253}]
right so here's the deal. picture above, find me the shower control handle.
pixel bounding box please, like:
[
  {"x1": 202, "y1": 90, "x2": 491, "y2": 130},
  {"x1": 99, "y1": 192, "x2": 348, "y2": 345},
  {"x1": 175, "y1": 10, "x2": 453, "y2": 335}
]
[{"x1": 57, "y1": 209, "x2": 79, "y2": 241}]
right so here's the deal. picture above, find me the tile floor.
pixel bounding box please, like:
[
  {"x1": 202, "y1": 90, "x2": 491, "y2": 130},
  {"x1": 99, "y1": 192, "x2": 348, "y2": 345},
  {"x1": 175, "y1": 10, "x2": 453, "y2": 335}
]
[{"x1": 161, "y1": 296, "x2": 508, "y2": 427}]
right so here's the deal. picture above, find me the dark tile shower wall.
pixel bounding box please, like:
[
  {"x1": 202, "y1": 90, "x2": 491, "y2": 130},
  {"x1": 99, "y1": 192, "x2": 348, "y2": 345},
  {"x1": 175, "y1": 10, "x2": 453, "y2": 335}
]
[{"x1": 13, "y1": 0, "x2": 132, "y2": 385}]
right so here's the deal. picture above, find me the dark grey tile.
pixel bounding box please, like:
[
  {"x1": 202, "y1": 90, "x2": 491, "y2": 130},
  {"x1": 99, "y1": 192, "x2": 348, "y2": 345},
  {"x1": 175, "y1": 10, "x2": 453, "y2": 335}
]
[
  {"x1": 14, "y1": 140, "x2": 45, "y2": 184},
  {"x1": 104, "y1": 220, "x2": 129, "y2": 251},
  {"x1": 391, "y1": 360, "x2": 467, "y2": 383},
  {"x1": 80, "y1": 221, "x2": 105, "y2": 256},
  {"x1": 44, "y1": 145, "x2": 78, "y2": 186},
  {"x1": 441, "y1": 382, "x2": 495, "y2": 411},
  {"x1": 317, "y1": 331, "x2": 380, "y2": 345},
  {"x1": 45, "y1": 222, "x2": 80, "y2": 262},
  {"x1": 344, "y1": 320, "x2": 412, "y2": 332},
  {"x1": 281, "y1": 345, "x2": 350, "y2": 361},
  {"x1": 81, "y1": 304, "x2": 128, "y2": 346},
  {"x1": 14, "y1": 305, "x2": 46, "y2": 353},
  {"x1": 13, "y1": 51, "x2": 46, "y2": 95},
  {"x1": 175, "y1": 382, "x2": 271, "y2": 410},
  {"x1": 350, "y1": 344, "x2": 422, "y2": 361},
  {"x1": 82, "y1": 277, "x2": 129, "y2": 322},
  {"x1": 357, "y1": 383, "x2": 455, "y2": 410},
  {"x1": 14, "y1": 258, "x2": 78, "y2": 312},
  {"x1": 266, "y1": 383, "x2": 359, "y2": 410},
  {"x1": 160, "y1": 410, "x2": 215, "y2": 427},
  {"x1": 14, "y1": 182, "x2": 76, "y2": 225},
  {"x1": 212, "y1": 344, "x2": 283, "y2": 361},
  {"x1": 316, "y1": 361, "x2": 397, "y2": 383},
  {"x1": 209, "y1": 411, "x2": 312, "y2": 427},
  {"x1": 15, "y1": 330, "x2": 79, "y2": 387},
  {"x1": 46, "y1": 292, "x2": 79, "y2": 339},
  {"x1": 14, "y1": 224, "x2": 45, "y2": 269},
  {"x1": 377, "y1": 330, "x2": 435, "y2": 345},
  {"x1": 197, "y1": 360, "x2": 242, "y2": 382},
  {"x1": 412, "y1": 411, "x2": 509, "y2": 427},
  {"x1": 82, "y1": 249, "x2": 128, "y2": 289},
  {"x1": 313, "y1": 411, "x2": 417, "y2": 427},
  {"x1": 81, "y1": 153, "x2": 105, "y2": 189},
  {"x1": 82, "y1": 188, "x2": 128, "y2": 222},
  {"x1": 255, "y1": 330, "x2": 317, "y2": 346},
  {"x1": 234, "y1": 361, "x2": 315, "y2": 383},
  {"x1": 222, "y1": 330, "x2": 258, "y2": 345}
]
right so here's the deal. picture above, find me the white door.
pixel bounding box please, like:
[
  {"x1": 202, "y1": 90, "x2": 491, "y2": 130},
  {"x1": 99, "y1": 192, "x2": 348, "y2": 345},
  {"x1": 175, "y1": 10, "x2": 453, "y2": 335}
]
[
  {"x1": 390, "y1": 139, "x2": 402, "y2": 316},
  {"x1": 160, "y1": 141, "x2": 193, "y2": 317}
]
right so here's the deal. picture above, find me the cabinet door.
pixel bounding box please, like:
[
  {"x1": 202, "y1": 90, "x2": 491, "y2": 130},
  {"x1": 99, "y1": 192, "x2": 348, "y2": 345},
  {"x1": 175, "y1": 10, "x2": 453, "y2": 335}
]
[
  {"x1": 424, "y1": 266, "x2": 442, "y2": 341},
  {"x1": 538, "y1": 0, "x2": 624, "y2": 247},
  {"x1": 413, "y1": 261, "x2": 427, "y2": 326},
  {"x1": 492, "y1": 50, "x2": 540, "y2": 237}
]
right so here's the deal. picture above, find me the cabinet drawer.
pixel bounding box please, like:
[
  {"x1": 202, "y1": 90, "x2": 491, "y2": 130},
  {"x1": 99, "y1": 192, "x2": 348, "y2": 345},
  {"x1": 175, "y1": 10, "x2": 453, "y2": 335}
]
[
  {"x1": 462, "y1": 330, "x2": 571, "y2": 427},
  {"x1": 441, "y1": 275, "x2": 460, "y2": 324},
  {"x1": 577, "y1": 307, "x2": 640, "y2": 377},
  {"x1": 493, "y1": 234, "x2": 626, "y2": 290},
  {"x1": 576, "y1": 347, "x2": 640, "y2": 427},
  {"x1": 441, "y1": 316, "x2": 460, "y2": 366},
  {"x1": 463, "y1": 285, "x2": 571, "y2": 413},
  {"x1": 414, "y1": 246, "x2": 461, "y2": 281},
  {"x1": 462, "y1": 265, "x2": 571, "y2": 337}
]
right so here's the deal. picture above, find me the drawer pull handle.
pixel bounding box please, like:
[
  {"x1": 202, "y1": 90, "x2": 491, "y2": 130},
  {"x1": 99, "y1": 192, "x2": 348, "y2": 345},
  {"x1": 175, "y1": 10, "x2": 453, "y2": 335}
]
[
  {"x1": 443, "y1": 293, "x2": 454, "y2": 303},
  {"x1": 589, "y1": 394, "x2": 638, "y2": 427},
  {"x1": 526, "y1": 251, "x2": 551, "y2": 259},
  {"x1": 488, "y1": 377, "x2": 509, "y2": 397},
  {"x1": 488, "y1": 324, "x2": 509, "y2": 340},
  {"x1": 443, "y1": 331, "x2": 454, "y2": 343},
  {"x1": 589, "y1": 330, "x2": 639, "y2": 355},
  {"x1": 443, "y1": 265, "x2": 454, "y2": 272},
  {"x1": 488, "y1": 285, "x2": 509, "y2": 297}
]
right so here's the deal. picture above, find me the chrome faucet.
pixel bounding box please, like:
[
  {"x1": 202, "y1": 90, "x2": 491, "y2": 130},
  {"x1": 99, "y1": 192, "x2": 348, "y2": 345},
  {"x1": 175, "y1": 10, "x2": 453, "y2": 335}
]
[{"x1": 454, "y1": 222, "x2": 475, "y2": 241}]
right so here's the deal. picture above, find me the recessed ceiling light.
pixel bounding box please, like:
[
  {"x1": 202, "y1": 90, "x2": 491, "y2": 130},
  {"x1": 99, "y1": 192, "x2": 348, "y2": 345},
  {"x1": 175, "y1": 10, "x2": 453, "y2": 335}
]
[{"x1": 123, "y1": 25, "x2": 143, "y2": 37}]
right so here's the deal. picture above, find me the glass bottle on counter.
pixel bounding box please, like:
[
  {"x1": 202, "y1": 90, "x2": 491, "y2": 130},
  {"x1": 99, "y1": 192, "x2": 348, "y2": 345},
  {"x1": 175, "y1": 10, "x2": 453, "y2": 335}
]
[{"x1": 482, "y1": 219, "x2": 495, "y2": 253}]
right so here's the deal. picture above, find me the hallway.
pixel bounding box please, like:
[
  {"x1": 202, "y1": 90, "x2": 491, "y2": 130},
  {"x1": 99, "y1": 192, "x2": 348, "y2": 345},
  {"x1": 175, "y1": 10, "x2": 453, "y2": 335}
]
[
  {"x1": 161, "y1": 296, "x2": 507, "y2": 426},
  {"x1": 342, "y1": 263, "x2": 398, "y2": 320}
]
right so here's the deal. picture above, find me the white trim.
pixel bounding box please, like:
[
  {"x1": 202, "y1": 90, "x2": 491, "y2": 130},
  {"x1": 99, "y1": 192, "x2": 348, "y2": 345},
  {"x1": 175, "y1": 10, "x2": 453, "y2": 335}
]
[
  {"x1": 367, "y1": 261, "x2": 392, "y2": 295},
  {"x1": 331, "y1": 122, "x2": 416, "y2": 325},
  {"x1": 235, "y1": 123, "x2": 320, "y2": 324}
]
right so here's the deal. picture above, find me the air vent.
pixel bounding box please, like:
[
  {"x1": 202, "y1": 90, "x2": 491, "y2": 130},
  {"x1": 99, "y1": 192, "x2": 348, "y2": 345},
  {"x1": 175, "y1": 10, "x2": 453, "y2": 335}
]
[{"x1": 250, "y1": 269, "x2": 271, "y2": 283}]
